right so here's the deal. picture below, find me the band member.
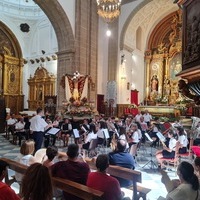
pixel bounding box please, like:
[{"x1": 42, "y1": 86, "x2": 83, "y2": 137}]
[
  {"x1": 156, "y1": 130, "x2": 177, "y2": 168},
  {"x1": 61, "y1": 118, "x2": 72, "y2": 147}
]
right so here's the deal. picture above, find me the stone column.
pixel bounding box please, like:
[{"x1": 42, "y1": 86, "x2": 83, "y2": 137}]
[
  {"x1": 56, "y1": 50, "x2": 75, "y2": 109},
  {"x1": 108, "y1": 20, "x2": 119, "y2": 81},
  {"x1": 75, "y1": 0, "x2": 98, "y2": 102}
]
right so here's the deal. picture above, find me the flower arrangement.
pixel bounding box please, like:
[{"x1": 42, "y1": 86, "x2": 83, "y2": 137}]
[{"x1": 63, "y1": 97, "x2": 95, "y2": 117}]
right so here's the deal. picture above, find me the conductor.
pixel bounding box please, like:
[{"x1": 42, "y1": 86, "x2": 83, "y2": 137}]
[{"x1": 30, "y1": 108, "x2": 52, "y2": 152}]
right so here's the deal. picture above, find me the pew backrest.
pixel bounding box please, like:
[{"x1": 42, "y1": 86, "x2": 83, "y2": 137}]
[{"x1": 0, "y1": 158, "x2": 104, "y2": 200}]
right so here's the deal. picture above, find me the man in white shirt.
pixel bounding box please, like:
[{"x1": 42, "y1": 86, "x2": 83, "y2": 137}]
[
  {"x1": 143, "y1": 110, "x2": 152, "y2": 126},
  {"x1": 30, "y1": 108, "x2": 52, "y2": 152}
]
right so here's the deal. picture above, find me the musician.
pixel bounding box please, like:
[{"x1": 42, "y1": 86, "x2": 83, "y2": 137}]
[
  {"x1": 143, "y1": 110, "x2": 152, "y2": 127},
  {"x1": 107, "y1": 117, "x2": 118, "y2": 146},
  {"x1": 156, "y1": 130, "x2": 177, "y2": 169},
  {"x1": 127, "y1": 123, "x2": 141, "y2": 147},
  {"x1": 149, "y1": 117, "x2": 160, "y2": 147},
  {"x1": 176, "y1": 127, "x2": 188, "y2": 154},
  {"x1": 61, "y1": 118, "x2": 72, "y2": 147},
  {"x1": 97, "y1": 121, "x2": 108, "y2": 145},
  {"x1": 135, "y1": 110, "x2": 143, "y2": 123},
  {"x1": 7, "y1": 113, "x2": 17, "y2": 135},
  {"x1": 15, "y1": 117, "x2": 26, "y2": 146},
  {"x1": 125, "y1": 116, "x2": 134, "y2": 133},
  {"x1": 139, "y1": 116, "x2": 148, "y2": 143},
  {"x1": 82, "y1": 124, "x2": 97, "y2": 150}
]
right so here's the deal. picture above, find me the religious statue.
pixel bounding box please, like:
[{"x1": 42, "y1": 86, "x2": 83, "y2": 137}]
[
  {"x1": 151, "y1": 74, "x2": 159, "y2": 92},
  {"x1": 163, "y1": 76, "x2": 171, "y2": 96}
]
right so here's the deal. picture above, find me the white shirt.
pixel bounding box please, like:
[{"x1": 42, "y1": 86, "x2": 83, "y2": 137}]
[
  {"x1": 169, "y1": 138, "x2": 177, "y2": 151},
  {"x1": 131, "y1": 131, "x2": 139, "y2": 143},
  {"x1": 7, "y1": 118, "x2": 17, "y2": 125},
  {"x1": 135, "y1": 114, "x2": 142, "y2": 123},
  {"x1": 143, "y1": 113, "x2": 152, "y2": 122},
  {"x1": 178, "y1": 135, "x2": 188, "y2": 147},
  {"x1": 15, "y1": 154, "x2": 34, "y2": 182},
  {"x1": 15, "y1": 121, "x2": 25, "y2": 132},
  {"x1": 30, "y1": 115, "x2": 48, "y2": 132},
  {"x1": 85, "y1": 131, "x2": 97, "y2": 143},
  {"x1": 97, "y1": 129, "x2": 105, "y2": 139}
]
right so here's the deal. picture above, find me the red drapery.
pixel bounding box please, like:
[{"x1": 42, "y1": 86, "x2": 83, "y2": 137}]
[{"x1": 131, "y1": 89, "x2": 139, "y2": 105}]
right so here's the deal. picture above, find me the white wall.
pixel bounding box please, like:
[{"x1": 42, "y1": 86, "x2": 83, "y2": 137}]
[{"x1": 57, "y1": 0, "x2": 75, "y2": 34}]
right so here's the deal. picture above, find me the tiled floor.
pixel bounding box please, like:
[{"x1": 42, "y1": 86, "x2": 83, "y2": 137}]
[{"x1": 0, "y1": 133, "x2": 179, "y2": 200}]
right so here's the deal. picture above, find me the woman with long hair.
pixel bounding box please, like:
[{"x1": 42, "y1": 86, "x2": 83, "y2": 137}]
[
  {"x1": 21, "y1": 163, "x2": 53, "y2": 200},
  {"x1": 161, "y1": 161, "x2": 199, "y2": 200}
]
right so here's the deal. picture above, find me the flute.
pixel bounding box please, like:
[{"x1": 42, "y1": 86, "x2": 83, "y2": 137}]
[{"x1": 160, "y1": 140, "x2": 167, "y2": 148}]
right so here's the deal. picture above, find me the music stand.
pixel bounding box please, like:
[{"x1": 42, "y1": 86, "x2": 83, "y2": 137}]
[
  {"x1": 142, "y1": 132, "x2": 157, "y2": 169},
  {"x1": 45, "y1": 127, "x2": 60, "y2": 146}
]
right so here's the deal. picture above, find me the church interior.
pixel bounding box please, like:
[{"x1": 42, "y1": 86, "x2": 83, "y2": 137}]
[{"x1": 1, "y1": 0, "x2": 200, "y2": 199}]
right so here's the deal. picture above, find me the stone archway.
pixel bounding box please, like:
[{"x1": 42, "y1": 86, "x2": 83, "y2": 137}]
[{"x1": 34, "y1": 0, "x2": 75, "y2": 108}]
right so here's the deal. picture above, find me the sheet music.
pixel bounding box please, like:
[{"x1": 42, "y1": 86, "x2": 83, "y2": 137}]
[
  {"x1": 47, "y1": 128, "x2": 60, "y2": 135},
  {"x1": 73, "y1": 129, "x2": 80, "y2": 138},
  {"x1": 156, "y1": 132, "x2": 166, "y2": 142},
  {"x1": 103, "y1": 129, "x2": 110, "y2": 139},
  {"x1": 145, "y1": 132, "x2": 153, "y2": 142}
]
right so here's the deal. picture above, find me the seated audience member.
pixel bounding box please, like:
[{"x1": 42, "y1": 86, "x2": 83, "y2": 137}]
[
  {"x1": 51, "y1": 143, "x2": 90, "y2": 200},
  {"x1": 161, "y1": 161, "x2": 199, "y2": 200},
  {"x1": 42, "y1": 146, "x2": 58, "y2": 168},
  {"x1": 87, "y1": 154, "x2": 123, "y2": 200},
  {"x1": 21, "y1": 163, "x2": 53, "y2": 200},
  {"x1": 15, "y1": 140, "x2": 36, "y2": 183},
  {"x1": 109, "y1": 139, "x2": 135, "y2": 187},
  {"x1": 0, "y1": 160, "x2": 20, "y2": 200},
  {"x1": 156, "y1": 130, "x2": 177, "y2": 169},
  {"x1": 176, "y1": 127, "x2": 188, "y2": 154},
  {"x1": 194, "y1": 157, "x2": 200, "y2": 181}
]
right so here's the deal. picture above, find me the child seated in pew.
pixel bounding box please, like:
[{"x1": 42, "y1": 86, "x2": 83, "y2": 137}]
[{"x1": 42, "y1": 146, "x2": 58, "y2": 168}]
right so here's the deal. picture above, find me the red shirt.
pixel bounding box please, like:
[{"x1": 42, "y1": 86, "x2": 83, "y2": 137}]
[
  {"x1": 87, "y1": 172, "x2": 122, "y2": 200},
  {"x1": 51, "y1": 160, "x2": 90, "y2": 200},
  {"x1": 0, "y1": 182, "x2": 20, "y2": 200}
]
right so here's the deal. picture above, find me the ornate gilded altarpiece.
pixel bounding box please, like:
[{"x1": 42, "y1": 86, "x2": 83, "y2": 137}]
[
  {"x1": 145, "y1": 10, "x2": 182, "y2": 105},
  {"x1": 0, "y1": 22, "x2": 24, "y2": 114},
  {"x1": 28, "y1": 67, "x2": 56, "y2": 110}
]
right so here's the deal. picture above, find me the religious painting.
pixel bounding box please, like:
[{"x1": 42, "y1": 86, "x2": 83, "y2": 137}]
[
  {"x1": 169, "y1": 53, "x2": 182, "y2": 80},
  {"x1": 182, "y1": 0, "x2": 200, "y2": 69}
]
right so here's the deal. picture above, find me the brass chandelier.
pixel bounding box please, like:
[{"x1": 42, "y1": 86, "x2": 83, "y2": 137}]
[{"x1": 96, "y1": 0, "x2": 122, "y2": 23}]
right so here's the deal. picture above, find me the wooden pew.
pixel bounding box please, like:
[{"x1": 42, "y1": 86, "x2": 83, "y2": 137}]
[
  {"x1": 0, "y1": 158, "x2": 104, "y2": 200},
  {"x1": 86, "y1": 159, "x2": 151, "y2": 200}
]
